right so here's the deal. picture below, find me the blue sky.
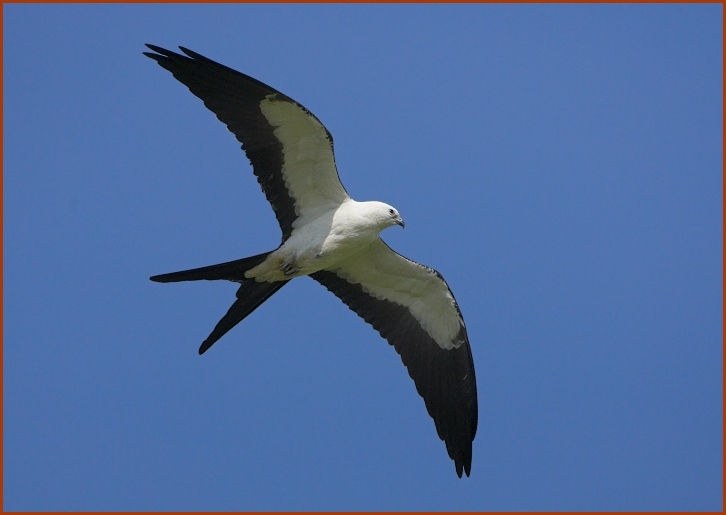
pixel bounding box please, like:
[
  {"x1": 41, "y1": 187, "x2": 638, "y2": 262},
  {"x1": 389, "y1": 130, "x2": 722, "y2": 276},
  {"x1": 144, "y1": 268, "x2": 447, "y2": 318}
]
[{"x1": 3, "y1": 4, "x2": 722, "y2": 511}]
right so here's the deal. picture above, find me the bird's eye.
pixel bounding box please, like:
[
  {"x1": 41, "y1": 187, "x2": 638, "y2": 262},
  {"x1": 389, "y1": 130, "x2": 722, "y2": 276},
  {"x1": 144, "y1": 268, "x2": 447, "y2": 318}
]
[{"x1": 388, "y1": 208, "x2": 394, "y2": 215}]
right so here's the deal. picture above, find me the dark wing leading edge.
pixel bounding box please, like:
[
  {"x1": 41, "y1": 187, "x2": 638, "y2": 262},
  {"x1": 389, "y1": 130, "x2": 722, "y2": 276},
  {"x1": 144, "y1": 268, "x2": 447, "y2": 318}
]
[
  {"x1": 311, "y1": 240, "x2": 478, "y2": 477},
  {"x1": 143, "y1": 45, "x2": 350, "y2": 242}
]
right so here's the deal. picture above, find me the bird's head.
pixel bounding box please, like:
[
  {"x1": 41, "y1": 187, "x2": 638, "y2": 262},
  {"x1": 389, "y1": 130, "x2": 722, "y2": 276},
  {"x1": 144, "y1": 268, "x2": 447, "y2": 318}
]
[{"x1": 367, "y1": 201, "x2": 405, "y2": 230}]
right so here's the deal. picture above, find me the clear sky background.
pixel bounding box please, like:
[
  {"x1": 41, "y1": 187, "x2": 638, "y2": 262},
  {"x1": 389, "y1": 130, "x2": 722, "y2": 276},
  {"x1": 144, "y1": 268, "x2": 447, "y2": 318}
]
[{"x1": 3, "y1": 4, "x2": 722, "y2": 511}]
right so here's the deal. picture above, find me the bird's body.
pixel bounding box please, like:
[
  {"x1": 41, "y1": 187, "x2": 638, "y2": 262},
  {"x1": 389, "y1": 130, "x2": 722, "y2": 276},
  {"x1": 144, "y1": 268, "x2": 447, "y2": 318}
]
[
  {"x1": 145, "y1": 45, "x2": 478, "y2": 477},
  {"x1": 246, "y1": 200, "x2": 403, "y2": 282}
]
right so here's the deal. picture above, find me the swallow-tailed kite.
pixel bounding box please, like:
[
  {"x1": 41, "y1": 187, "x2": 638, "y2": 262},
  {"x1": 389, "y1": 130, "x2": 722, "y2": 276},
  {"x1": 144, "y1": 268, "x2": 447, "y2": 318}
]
[{"x1": 145, "y1": 45, "x2": 478, "y2": 477}]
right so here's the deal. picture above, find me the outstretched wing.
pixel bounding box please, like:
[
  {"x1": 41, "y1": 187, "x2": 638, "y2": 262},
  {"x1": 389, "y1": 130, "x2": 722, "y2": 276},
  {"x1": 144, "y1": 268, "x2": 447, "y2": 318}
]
[
  {"x1": 144, "y1": 45, "x2": 350, "y2": 242},
  {"x1": 310, "y1": 240, "x2": 478, "y2": 477}
]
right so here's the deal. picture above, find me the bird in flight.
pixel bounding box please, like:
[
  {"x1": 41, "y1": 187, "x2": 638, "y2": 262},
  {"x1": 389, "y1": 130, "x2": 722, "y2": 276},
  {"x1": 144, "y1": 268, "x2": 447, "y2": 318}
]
[{"x1": 145, "y1": 45, "x2": 478, "y2": 477}]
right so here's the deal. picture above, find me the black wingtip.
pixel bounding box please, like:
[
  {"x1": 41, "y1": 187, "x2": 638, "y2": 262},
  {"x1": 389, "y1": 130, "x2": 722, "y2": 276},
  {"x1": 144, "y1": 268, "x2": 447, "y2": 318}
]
[
  {"x1": 144, "y1": 43, "x2": 172, "y2": 56},
  {"x1": 143, "y1": 45, "x2": 192, "y2": 66},
  {"x1": 144, "y1": 44, "x2": 206, "y2": 64},
  {"x1": 179, "y1": 46, "x2": 201, "y2": 59},
  {"x1": 454, "y1": 452, "x2": 472, "y2": 478}
]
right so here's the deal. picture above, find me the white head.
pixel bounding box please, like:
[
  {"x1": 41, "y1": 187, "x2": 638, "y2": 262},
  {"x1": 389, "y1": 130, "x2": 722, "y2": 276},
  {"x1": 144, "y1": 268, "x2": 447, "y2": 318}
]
[{"x1": 363, "y1": 201, "x2": 405, "y2": 231}]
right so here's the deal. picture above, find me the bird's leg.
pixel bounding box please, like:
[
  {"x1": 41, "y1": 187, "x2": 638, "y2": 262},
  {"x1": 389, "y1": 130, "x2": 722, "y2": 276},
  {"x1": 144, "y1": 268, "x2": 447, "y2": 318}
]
[{"x1": 279, "y1": 255, "x2": 299, "y2": 277}]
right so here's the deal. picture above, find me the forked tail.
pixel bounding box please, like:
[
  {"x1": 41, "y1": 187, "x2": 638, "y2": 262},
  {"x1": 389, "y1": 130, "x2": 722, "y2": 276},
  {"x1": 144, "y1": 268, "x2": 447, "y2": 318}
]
[
  {"x1": 151, "y1": 252, "x2": 288, "y2": 354},
  {"x1": 151, "y1": 252, "x2": 271, "y2": 283}
]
